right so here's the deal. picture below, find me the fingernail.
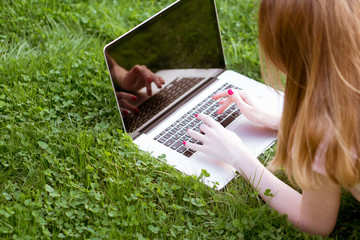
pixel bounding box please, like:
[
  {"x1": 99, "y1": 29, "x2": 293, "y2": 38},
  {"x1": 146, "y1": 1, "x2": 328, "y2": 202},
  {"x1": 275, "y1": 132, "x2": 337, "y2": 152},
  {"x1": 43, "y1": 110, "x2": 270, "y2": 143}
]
[
  {"x1": 148, "y1": 77, "x2": 152, "y2": 83},
  {"x1": 132, "y1": 96, "x2": 137, "y2": 101},
  {"x1": 123, "y1": 110, "x2": 129, "y2": 115},
  {"x1": 228, "y1": 89, "x2": 234, "y2": 95},
  {"x1": 134, "y1": 108, "x2": 140, "y2": 114},
  {"x1": 183, "y1": 141, "x2": 186, "y2": 145},
  {"x1": 195, "y1": 114, "x2": 198, "y2": 118}
]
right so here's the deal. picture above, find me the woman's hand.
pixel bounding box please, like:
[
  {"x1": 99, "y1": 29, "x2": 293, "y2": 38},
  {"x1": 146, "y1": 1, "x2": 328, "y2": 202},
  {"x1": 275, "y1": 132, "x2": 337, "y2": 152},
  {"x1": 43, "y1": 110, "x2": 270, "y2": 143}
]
[
  {"x1": 185, "y1": 113, "x2": 256, "y2": 170},
  {"x1": 116, "y1": 91, "x2": 139, "y2": 115},
  {"x1": 121, "y1": 65, "x2": 165, "y2": 96},
  {"x1": 213, "y1": 89, "x2": 280, "y2": 130}
]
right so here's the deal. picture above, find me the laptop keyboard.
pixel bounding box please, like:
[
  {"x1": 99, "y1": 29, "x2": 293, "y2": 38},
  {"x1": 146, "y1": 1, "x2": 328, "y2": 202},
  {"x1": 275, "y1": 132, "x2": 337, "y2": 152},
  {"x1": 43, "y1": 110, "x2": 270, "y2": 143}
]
[
  {"x1": 154, "y1": 83, "x2": 241, "y2": 157},
  {"x1": 124, "y1": 77, "x2": 204, "y2": 132}
]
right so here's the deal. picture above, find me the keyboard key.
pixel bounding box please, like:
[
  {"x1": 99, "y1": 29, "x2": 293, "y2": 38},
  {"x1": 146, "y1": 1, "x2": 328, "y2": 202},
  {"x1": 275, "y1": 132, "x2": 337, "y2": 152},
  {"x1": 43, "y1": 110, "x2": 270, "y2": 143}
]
[
  {"x1": 170, "y1": 141, "x2": 183, "y2": 150},
  {"x1": 177, "y1": 146, "x2": 187, "y2": 154},
  {"x1": 225, "y1": 108, "x2": 233, "y2": 114},
  {"x1": 189, "y1": 138, "x2": 196, "y2": 143},
  {"x1": 180, "y1": 135, "x2": 190, "y2": 142},
  {"x1": 179, "y1": 129, "x2": 187, "y2": 135},
  {"x1": 230, "y1": 104, "x2": 237, "y2": 110},
  {"x1": 215, "y1": 115, "x2": 225, "y2": 122},
  {"x1": 172, "y1": 133, "x2": 181, "y2": 140},
  {"x1": 164, "y1": 139, "x2": 175, "y2": 147},
  {"x1": 164, "y1": 133, "x2": 172, "y2": 139},
  {"x1": 157, "y1": 137, "x2": 166, "y2": 143},
  {"x1": 183, "y1": 150, "x2": 193, "y2": 157},
  {"x1": 210, "y1": 105, "x2": 217, "y2": 111},
  {"x1": 231, "y1": 110, "x2": 241, "y2": 118},
  {"x1": 220, "y1": 115, "x2": 235, "y2": 127}
]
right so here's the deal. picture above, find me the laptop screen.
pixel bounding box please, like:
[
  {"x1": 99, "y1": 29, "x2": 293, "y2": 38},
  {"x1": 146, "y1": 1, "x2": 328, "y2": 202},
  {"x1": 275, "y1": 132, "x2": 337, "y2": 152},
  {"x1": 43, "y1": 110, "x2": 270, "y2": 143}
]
[{"x1": 104, "y1": 0, "x2": 225, "y2": 134}]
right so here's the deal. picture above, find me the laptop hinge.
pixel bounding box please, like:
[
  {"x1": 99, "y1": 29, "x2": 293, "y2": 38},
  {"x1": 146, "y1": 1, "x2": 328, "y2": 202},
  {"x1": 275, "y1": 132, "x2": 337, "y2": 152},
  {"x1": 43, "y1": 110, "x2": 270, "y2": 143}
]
[{"x1": 132, "y1": 74, "x2": 223, "y2": 139}]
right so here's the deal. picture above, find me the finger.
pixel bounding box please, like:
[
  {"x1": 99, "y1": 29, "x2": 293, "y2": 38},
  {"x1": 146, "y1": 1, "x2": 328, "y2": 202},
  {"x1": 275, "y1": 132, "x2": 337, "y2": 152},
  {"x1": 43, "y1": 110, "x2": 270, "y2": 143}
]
[
  {"x1": 238, "y1": 90, "x2": 259, "y2": 106},
  {"x1": 122, "y1": 101, "x2": 139, "y2": 114},
  {"x1": 218, "y1": 98, "x2": 228, "y2": 105},
  {"x1": 217, "y1": 98, "x2": 233, "y2": 114},
  {"x1": 198, "y1": 123, "x2": 212, "y2": 135},
  {"x1": 143, "y1": 77, "x2": 152, "y2": 96},
  {"x1": 187, "y1": 129, "x2": 207, "y2": 143},
  {"x1": 152, "y1": 75, "x2": 165, "y2": 88},
  {"x1": 227, "y1": 89, "x2": 250, "y2": 112},
  {"x1": 116, "y1": 92, "x2": 138, "y2": 101},
  {"x1": 117, "y1": 97, "x2": 139, "y2": 114},
  {"x1": 212, "y1": 89, "x2": 231, "y2": 100},
  {"x1": 135, "y1": 65, "x2": 152, "y2": 96},
  {"x1": 120, "y1": 108, "x2": 129, "y2": 115},
  {"x1": 213, "y1": 88, "x2": 252, "y2": 103},
  {"x1": 196, "y1": 113, "x2": 220, "y2": 128},
  {"x1": 183, "y1": 141, "x2": 205, "y2": 152},
  {"x1": 142, "y1": 65, "x2": 165, "y2": 89},
  {"x1": 145, "y1": 77, "x2": 152, "y2": 96}
]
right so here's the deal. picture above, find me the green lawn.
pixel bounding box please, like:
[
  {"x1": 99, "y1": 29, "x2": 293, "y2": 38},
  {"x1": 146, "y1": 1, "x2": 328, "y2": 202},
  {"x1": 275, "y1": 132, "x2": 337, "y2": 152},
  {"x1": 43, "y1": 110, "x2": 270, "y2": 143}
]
[{"x1": 0, "y1": 0, "x2": 358, "y2": 239}]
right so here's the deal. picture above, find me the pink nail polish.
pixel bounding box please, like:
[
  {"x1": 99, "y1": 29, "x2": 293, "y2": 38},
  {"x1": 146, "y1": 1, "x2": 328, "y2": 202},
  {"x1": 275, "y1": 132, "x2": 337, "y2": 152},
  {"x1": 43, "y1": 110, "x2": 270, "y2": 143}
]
[
  {"x1": 123, "y1": 110, "x2": 129, "y2": 115},
  {"x1": 134, "y1": 108, "x2": 140, "y2": 114},
  {"x1": 228, "y1": 89, "x2": 234, "y2": 95},
  {"x1": 132, "y1": 96, "x2": 137, "y2": 101},
  {"x1": 195, "y1": 114, "x2": 198, "y2": 118},
  {"x1": 183, "y1": 141, "x2": 186, "y2": 145},
  {"x1": 148, "y1": 77, "x2": 152, "y2": 83}
]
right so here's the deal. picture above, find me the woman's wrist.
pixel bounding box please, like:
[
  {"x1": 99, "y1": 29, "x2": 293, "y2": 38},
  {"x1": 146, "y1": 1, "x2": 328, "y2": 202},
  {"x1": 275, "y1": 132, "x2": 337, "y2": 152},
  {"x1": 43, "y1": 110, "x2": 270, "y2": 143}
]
[
  {"x1": 258, "y1": 110, "x2": 280, "y2": 130},
  {"x1": 230, "y1": 148, "x2": 263, "y2": 180}
]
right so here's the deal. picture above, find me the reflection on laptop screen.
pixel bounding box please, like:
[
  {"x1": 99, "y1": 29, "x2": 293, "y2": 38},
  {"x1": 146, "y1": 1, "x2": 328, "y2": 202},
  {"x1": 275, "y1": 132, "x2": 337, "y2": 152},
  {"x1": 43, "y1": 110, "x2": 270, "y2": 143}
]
[{"x1": 105, "y1": 0, "x2": 225, "y2": 134}]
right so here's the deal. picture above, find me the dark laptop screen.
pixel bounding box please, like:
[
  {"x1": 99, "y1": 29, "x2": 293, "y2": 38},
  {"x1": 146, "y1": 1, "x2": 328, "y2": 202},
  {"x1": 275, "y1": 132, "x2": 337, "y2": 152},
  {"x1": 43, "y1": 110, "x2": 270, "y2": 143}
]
[{"x1": 104, "y1": 0, "x2": 225, "y2": 134}]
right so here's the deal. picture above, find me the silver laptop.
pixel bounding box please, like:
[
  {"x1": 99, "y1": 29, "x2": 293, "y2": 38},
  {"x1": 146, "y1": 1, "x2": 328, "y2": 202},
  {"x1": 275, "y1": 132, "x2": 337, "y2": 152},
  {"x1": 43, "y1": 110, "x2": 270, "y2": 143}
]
[{"x1": 104, "y1": 0, "x2": 283, "y2": 189}]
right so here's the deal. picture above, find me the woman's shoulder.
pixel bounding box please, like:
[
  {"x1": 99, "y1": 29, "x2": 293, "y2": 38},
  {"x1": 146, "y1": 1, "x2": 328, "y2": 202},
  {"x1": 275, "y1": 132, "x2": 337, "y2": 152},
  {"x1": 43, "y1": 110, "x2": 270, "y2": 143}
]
[{"x1": 311, "y1": 132, "x2": 360, "y2": 202}]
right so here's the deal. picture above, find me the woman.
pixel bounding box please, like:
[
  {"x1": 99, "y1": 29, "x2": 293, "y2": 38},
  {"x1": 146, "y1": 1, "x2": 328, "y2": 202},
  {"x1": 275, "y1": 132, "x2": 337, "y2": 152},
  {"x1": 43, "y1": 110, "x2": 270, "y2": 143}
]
[{"x1": 185, "y1": 0, "x2": 360, "y2": 236}]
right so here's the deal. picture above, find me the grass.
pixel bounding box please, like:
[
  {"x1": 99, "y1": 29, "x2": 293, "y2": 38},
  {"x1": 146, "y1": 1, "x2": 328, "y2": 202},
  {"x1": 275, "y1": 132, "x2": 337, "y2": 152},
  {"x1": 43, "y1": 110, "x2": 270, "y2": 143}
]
[{"x1": 0, "y1": 0, "x2": 359, "y2": 239}]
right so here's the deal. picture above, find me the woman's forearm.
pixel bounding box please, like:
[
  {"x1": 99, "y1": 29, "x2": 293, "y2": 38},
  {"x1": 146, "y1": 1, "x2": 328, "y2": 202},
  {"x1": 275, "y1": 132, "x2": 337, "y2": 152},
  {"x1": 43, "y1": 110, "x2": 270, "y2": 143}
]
[
  {"x1": 234, "y1": 159, "x2": 302, "y2": 223},
  {"x1": 232, "y1": 154, "x2": 340, "y2": 236}
]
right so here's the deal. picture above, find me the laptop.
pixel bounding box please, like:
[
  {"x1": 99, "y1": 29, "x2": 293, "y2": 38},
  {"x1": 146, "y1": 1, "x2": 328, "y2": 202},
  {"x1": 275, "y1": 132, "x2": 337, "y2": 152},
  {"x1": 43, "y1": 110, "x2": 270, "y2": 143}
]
[{"x1": 104, "y1": 0, "x2": 283, "y2": 189}]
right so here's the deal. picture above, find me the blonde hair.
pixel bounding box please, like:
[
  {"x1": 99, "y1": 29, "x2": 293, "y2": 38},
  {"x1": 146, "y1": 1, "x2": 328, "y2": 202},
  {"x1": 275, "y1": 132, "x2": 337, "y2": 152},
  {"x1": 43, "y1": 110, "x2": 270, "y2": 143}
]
[{"x1": 258, "y1": 0, "x2": 360, "y2": 188}]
